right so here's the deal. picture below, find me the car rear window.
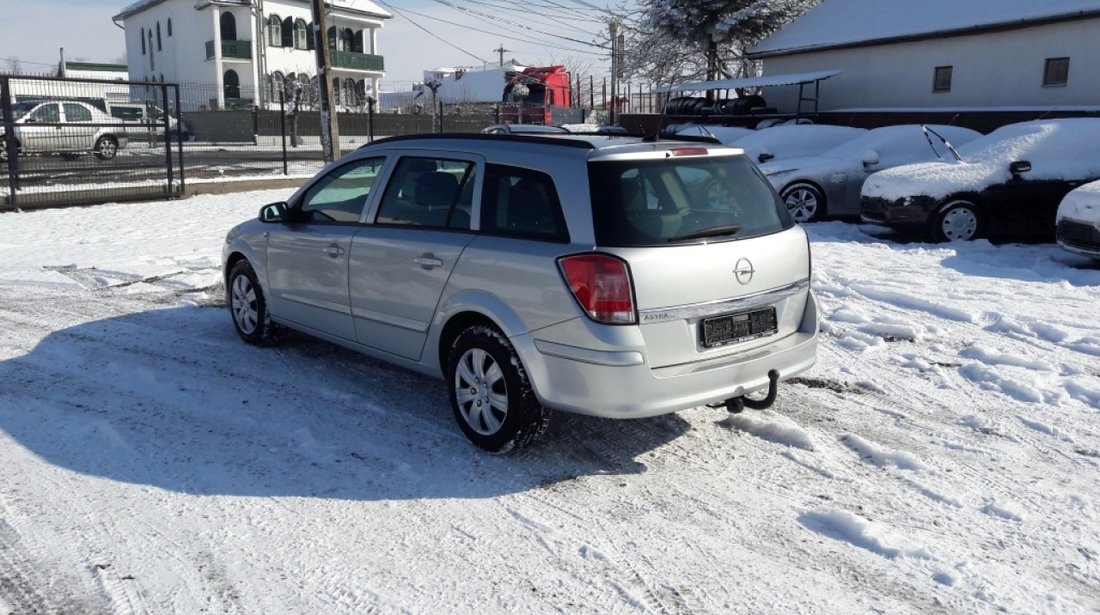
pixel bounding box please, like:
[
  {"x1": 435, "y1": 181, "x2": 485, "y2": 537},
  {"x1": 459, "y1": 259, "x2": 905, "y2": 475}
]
[{"x1": 588, "y1": 154, "x2": 792, "y2": 246}]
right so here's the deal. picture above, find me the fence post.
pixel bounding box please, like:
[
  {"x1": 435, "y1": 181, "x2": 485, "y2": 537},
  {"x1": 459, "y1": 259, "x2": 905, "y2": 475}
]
[
  {"x1": 1, "y1": 76, "x2": 19, "y2": 207},
  {"x1": 279, "y1": 90, "x2": 288, "y2": 175},
  {"x1": 366, "y1": 96, "x2": 375, "y2": 142},
  {"x1": 162, "y1": 84, "x2": 174, "y2": 195},
  {"x1": 174, "y1": 84, "x2": 186, "y2": 193}
]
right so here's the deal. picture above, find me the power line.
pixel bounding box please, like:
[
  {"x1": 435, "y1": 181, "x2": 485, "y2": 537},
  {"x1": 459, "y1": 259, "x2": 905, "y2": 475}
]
[
  {"x1": 427, "y1": 0, "x2": 610, "y2": 50},
  {"x1": 393, "y1": 5, "x2": 606, "y2": 57},
  {"x1": 374, "y1": 0, "x2": 491, "y2": 65}
]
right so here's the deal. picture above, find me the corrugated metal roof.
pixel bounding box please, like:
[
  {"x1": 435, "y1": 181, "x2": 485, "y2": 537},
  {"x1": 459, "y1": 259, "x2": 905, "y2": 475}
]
[{"x1": 752, "y1": 0, "x2": 1100, "y2": 57}]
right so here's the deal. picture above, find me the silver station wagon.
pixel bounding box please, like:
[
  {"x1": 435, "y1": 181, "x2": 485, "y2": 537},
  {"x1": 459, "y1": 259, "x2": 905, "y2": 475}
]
[{"x1": 223, "y1": 133, "x2": 819, "y2": 452}]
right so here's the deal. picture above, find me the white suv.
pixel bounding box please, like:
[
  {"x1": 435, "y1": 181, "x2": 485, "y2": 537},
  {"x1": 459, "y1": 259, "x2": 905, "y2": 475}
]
[{"x1": 223, "y1": 133, "x2": 819, "y2": 452}]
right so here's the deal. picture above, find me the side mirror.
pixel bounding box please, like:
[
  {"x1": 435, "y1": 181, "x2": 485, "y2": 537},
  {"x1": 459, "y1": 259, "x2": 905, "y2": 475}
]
[
  {"x1": 862, "y1": 150, "x2": 880, "y2": 168},
  {"x1": 1009, "y1": 160, "x2": 1032, "y2": 178},
  {"x1": 259, "y1": 201, "x2": 288, "y2": 223},
  {"x1": 758, "y1": 151, "x2": 775, "y2": 163}
]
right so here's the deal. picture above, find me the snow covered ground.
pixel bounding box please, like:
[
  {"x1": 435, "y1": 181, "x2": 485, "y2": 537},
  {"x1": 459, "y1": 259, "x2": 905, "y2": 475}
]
[{"x1": 1, "y1": 191, "x2": 1099, "y2": 614}]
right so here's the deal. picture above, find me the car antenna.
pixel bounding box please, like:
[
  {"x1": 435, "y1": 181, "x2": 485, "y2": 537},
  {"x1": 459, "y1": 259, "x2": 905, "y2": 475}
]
[{"x1": 644, "y1": 78, "x2": 678, "y2": 143}]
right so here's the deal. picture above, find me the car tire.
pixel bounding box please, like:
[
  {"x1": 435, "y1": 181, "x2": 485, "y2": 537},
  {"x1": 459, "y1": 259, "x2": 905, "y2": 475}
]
[
  {"x1": 932, "y1": 199, "x2": 982, "y2": 242},
  {"x1": 227, "y1": 259, "x2": 281, "y2": 345},
  {"x1": 780, "y1": 182, "x2": 826, "y2": 223},
  {"x1": 93, "y1": 136, "x2": 119, "y2": 160},
  {"x1": 447, "y1": 325, "x2": 551, "y2": 453}
]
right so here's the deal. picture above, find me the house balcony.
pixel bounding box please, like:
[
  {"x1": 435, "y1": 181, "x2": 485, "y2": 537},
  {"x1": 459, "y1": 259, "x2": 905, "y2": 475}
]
[
  {"x1": 206, "y1": 40, "x2": 253, "y2": 61},
  {"x1": 331, "y1": 50, "x2": 384, "y2": 72}
]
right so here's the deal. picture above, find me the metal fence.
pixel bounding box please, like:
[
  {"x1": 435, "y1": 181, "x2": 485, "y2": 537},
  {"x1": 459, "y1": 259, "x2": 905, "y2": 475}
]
[
  {"x1": 1, "y1": 76, "x2": 604, "y2": 210},
  {"x1": 2, "y1": 75, "x2": 185, "y2": 209}
]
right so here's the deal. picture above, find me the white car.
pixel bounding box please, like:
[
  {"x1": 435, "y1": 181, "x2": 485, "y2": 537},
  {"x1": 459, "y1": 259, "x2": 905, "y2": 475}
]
[
  {"x1": 1, "y1": 100, "x2": 128, "y2": 161},
  {"x1": 1056, "y1": 180, "x2": 1100, "y2": 259},
  {"x1": 761, "y1": 124, "x2": 982, "y2": 222}
]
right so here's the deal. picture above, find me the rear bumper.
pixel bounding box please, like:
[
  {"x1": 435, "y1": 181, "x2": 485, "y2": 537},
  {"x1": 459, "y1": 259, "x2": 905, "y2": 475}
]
[{"x1": 514, "y1": 292, "x2": 819, "y2": 418}]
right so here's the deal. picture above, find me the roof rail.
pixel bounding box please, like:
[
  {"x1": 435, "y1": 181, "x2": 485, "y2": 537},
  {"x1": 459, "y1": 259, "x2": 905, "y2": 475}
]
[{"x1": 358, "y1": 132, "x2": 597, "y2": 150}]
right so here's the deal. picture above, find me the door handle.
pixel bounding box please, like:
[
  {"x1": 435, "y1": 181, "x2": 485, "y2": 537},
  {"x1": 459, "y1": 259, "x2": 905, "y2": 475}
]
[
  {"x1": 323, "y1": 245, "x2": 345, "y2": 257},
  {"x1": 414, "y1": 255, "x2": 444, "y2": 269}
]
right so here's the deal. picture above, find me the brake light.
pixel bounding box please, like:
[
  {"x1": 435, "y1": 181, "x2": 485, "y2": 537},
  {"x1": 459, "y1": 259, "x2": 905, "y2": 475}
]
[
  {"x1": 670, "y1": 147, "x2": 708, "y2": 156},
  {"x1": 558, "y1": 254, "x2": 636, "y2": 324}
]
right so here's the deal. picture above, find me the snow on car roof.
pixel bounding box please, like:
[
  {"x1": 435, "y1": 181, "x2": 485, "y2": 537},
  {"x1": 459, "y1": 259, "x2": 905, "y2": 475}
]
[
  {"x1": 823, "y1": 124, "x2": 980, "y2": 163},
  {"x1": 731, "y1": 124, "x2": 867, "y2": 163},
  {"x1": 863, "y1": 118, "x2": 1100, "y2": 201},
  {"x1": 752, "y1": 0, "x2": 1100, "y2": 56}
]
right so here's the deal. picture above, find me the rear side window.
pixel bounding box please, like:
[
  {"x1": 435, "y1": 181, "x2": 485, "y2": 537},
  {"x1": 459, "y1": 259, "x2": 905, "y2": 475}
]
[
  {"x1": 480, "y1": 164, "x2": 568, "y2": 241},
  {"x1": 63, "y1": 104, "x2": 92, "y2": 122},
  {"x1": 588, "y1": 154, "x2": 791, "y2": 246}
]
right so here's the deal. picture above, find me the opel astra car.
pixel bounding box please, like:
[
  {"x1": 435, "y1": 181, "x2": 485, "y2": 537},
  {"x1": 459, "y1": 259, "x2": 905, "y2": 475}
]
[
  {"x1": 861, "y1": 118, "x2": 1100, "y2": 241},
  {"x1": 761, "y1": 124, "x2": 981, "y2": 222},
  {"x1": 1056, "y1": 180, "x2": 1100, "y2": 260},
  {"x1": 222, "y1": 133, "x2": 819, "y2": 452},
  {"x1": 1, "y1": 100, "x2": 129, "y2": 161}
]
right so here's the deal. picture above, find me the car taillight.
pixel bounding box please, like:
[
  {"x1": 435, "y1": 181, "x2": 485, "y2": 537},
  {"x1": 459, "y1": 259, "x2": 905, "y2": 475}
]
[{"x1": 558, "y1": 254, "x2": 636, "y2": 325}]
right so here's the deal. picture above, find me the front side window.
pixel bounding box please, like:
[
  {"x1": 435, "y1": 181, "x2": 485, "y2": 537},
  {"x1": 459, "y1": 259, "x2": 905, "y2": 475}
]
[
  {"x1": 933, "y1": 66, "x2": 952, "y2": 92},
  {"x1": 481, "y1": 164, "x2": 568, "y2": 241},
  {"x1": 376, "y1": 157, "x2": 476, "y2": 229},
  {"x1": 299, "y1": 156, "x2": 386, "y2": 223},
  {"x1": 63, "y1": 103, "x2": 92, "y2": 123},
  {"x1": 1044, "y1": 57, "x2": 1069, "y2": 87},
  {"x1": 29, "y1": 104, "x2": 60, "y2": 123},
  {"x1": 589, "y1": 154, "x2": 791, "y2": 247}
]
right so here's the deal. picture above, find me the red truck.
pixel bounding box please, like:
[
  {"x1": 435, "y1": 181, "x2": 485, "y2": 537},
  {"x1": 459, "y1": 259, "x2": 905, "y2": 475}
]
[{"x1": 502, "y1": 65, "x2": 571, "y2": 125}]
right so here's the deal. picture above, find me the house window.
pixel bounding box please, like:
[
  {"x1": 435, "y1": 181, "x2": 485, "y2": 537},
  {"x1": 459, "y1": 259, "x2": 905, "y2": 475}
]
[
  {"x1": 220, "y1": 12, "x2": 237, "y2": 41},
  {"x1": 224, "y1": 69, "x2": 241, "y2": 100},
  {"x1": 141, "y1": 28, "x2": 146, "y2": 54},
  {"x1": 268, "y1": 15, "x2": 282, "y2": 46},
  {"x1": 167, "y1": 19, "x2": 172, "y2": 37},
  {"x1": 933, "y1": 66, "x2": 952, "y2": 92},
  {"x1": 1044, "y1": 57, "x2": 1069, "y2": 87},
  {"x1": 156, "y1": 22, "x2": 162, "y2": 51},
  {"x1": 295, "y1": 19, "x2": 308, "y2": 50}
]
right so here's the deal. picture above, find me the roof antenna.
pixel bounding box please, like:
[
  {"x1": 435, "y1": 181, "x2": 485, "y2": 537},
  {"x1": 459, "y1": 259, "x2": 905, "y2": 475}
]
[{"x1": 644, "y1": 78, "x2": 677, "y2": 142}]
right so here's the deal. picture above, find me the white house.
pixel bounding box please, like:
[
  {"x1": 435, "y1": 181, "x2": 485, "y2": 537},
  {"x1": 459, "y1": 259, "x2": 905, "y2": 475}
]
[
  {"x1": 112, "y1": 0, "x2": 391, "y2": 111},
  {"x1": 750, "y1": 0, "x2": 1100, "y2": 114}
]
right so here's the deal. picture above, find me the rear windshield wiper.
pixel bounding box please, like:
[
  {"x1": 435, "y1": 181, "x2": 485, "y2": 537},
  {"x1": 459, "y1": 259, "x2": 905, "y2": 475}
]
[{"x1": 669, "y1": 224, "x2": 743, "y2": 242}]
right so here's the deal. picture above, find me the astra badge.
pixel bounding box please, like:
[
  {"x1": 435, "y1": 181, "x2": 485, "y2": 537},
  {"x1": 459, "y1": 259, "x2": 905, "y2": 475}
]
[{"x1": 733, "y1": 258, "x2": 755, "y2": 285}]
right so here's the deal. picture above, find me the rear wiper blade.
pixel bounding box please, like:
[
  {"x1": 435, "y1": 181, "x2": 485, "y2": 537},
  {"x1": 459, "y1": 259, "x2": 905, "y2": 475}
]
[{"x1": 669, "y1": 224, "x2": 743, "y2": 242}]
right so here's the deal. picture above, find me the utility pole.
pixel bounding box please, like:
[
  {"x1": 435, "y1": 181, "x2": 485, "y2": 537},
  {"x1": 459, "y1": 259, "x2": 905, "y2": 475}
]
[
  {"x1": 311, "y1": 0, "x2": 341, "y2": 162},
  {"x1": 608, "y1": 22, "x2": 618, "y2": 125},
  {"x1": 493, "y1": 44, "x2": 509, "y2": 67}
]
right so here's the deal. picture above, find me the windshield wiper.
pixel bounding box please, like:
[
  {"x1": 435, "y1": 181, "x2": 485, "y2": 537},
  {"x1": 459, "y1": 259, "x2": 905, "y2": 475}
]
[
  {"x1": 669, "y1": 224, "x2": 743, "y2": 242},
  {"x1": 922, "y1": 125, "x2": 964, "y2": 162}
]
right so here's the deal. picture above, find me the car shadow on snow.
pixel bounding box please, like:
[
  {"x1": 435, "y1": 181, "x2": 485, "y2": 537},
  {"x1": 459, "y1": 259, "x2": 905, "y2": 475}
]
[{"x1": 0, "y1": 306, "x2": 690, "y2": 501}]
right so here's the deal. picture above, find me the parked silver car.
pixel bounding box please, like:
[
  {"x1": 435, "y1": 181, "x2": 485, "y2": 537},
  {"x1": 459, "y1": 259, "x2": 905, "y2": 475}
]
[
  {"x1": 1, "y1": 100, "x2": 128, "y2": 161},
  {"x1": 222, "y1": 134, "x2": 819, "y2": 451}
]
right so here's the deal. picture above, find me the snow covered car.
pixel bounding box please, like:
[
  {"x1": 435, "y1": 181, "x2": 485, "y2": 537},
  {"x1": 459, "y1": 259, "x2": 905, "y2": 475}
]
[
  {"x1": 761, "y1": 124, "x2": 982, "y2": 223},
  {"x1": 667, "y1": 123, "x2": 755, "y2": 143},
  {"x1": 861, "y1": 118, "x2": 1100, "y2": 242},
  {"x1": 1055, "y1": 180, "x2": 1100, "y2": 259},
  {"x1": 481, "y1": 124, "x2": 569, "y2": 135},
  {"x1": 731, "y1": 124, "x2": 867, "y2": 166},
  {"x1": 222, "y1": 133, "x2": 819, "y2": 452},
  {"x1": 0, "y1": 100, "x2": 128, "y2": 161}
]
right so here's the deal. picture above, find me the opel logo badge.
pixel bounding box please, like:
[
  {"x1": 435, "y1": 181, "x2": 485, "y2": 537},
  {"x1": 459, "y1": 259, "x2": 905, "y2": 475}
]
[{"x1": 733, "y1": 258, "x2": 755, "y2": 285}]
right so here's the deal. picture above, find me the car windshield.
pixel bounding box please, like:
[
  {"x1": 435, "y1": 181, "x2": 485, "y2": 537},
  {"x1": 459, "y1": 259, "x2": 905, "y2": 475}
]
[{"x1": 589, "y1": 153, "x2": 792, "y2": 247}]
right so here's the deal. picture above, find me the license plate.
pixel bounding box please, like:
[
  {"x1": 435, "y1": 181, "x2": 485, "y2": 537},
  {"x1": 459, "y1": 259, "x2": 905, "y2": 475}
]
[{"x1": 701, "y1": 307, "x2": 778, "y2": 348}]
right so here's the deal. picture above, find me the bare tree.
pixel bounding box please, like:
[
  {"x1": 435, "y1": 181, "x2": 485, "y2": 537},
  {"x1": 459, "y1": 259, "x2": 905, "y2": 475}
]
[{"x1": 4, "y1": 57, "x2": 22, "y2": 75}]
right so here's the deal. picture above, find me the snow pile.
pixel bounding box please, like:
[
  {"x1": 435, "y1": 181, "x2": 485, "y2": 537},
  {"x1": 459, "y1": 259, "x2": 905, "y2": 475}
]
[{"x1": 1, "y1": 196, "x2": 1100, "y2": 613}]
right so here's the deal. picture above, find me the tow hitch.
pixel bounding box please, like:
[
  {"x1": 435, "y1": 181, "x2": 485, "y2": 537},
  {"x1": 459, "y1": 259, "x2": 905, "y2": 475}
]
[{"x1": 717, "y1": 370, "x2": 780, "y2": 414}]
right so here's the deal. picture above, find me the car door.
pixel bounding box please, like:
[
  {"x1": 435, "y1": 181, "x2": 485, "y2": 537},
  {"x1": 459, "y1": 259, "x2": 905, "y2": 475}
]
[
  {"x1": 265, "y1": 155, "x2": 387, "y2": 340},
  {"x1": 61, "y1": 103, "x2": 97, "y2": 153},
  {"x1": 21, "y1": 103, "x2": 61, "y2": 153},
  {"x1": 349, "y1": 152, "x2": 481, "y2": 361},
  {"x1": 983, "y1": 177, "x2": 1083, "y2": 235}
]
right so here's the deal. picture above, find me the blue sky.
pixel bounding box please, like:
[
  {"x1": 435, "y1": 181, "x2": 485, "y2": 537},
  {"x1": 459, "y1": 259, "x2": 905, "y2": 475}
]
[{"x1": 1, "y1": 0, "x2": 616, "y2": 84}]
